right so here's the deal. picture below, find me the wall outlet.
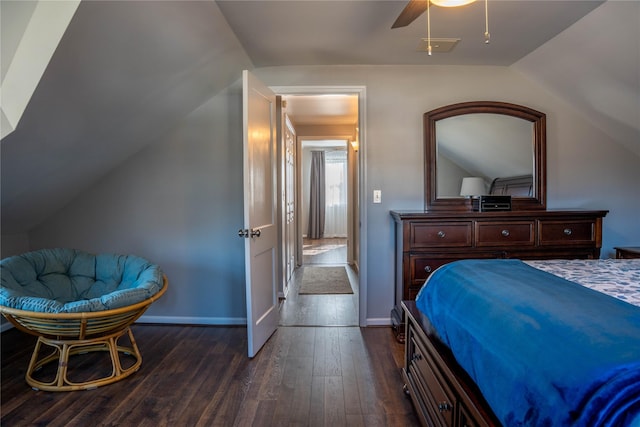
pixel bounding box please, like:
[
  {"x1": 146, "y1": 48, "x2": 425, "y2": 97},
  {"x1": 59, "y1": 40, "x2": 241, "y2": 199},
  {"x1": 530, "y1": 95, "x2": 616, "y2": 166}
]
[{"x1": 373, "y1": 190, "x2": 382, "y2": 203}]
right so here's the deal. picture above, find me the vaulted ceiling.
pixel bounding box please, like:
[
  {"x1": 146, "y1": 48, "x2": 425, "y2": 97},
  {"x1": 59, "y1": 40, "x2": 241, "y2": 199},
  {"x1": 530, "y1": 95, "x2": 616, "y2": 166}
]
[
  {"x1": 1, "y1": 0, "x2": 253, "y2": 232},
  {"x1": 216, "y1": 0, "x2": 604, "y2": 66},
  {"x1": 1, "y1": 0, "x2": 638, "y2": 234}
]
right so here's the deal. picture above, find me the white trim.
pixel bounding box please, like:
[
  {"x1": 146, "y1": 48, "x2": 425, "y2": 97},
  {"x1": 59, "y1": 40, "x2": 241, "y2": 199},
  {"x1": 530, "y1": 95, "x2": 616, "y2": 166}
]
[
  {"x1": 271, "y1": 85, "x2": 364, "y2": 96},
  {"x1": 137, "y1": 315, "x2": 246, "y2": 326},
  {"x1": 271, "y1": 85, "x2": 367, "y2": 327},
  {"x1": 357, "y1": 88, "x2": 367, "y2": 328},
  {"x1": 366, "y1": 317, "x2": 392, "y2": 327}
]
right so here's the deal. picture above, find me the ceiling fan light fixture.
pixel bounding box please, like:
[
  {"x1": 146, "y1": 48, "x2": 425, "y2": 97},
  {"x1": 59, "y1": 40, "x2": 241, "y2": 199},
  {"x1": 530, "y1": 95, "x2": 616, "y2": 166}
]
[{"x1": 430, "y1": 0, "x2": 476, "y2": 7}]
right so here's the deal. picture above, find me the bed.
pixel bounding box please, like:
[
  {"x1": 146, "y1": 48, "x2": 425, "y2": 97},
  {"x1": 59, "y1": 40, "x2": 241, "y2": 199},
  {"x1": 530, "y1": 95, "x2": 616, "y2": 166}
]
[
  {"x1": 489, "y1": 175, "x2": 534, "y2": 197},
  {"x1": 401, "y1": 258, "x2": 640, "y2": 427}
]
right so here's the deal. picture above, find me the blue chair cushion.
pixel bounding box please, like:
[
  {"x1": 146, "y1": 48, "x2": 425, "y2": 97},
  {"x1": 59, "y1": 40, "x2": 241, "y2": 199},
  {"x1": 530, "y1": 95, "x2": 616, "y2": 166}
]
[{"x1": 0, "y1": 248, "x2": 164, "y2": 313}]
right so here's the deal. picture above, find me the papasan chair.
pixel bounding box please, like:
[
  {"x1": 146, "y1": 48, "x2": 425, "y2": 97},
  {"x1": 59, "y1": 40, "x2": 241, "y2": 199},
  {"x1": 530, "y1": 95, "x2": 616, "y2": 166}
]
[{"x1": 0, "y1": 248, "x2": 167, "y2": 391}]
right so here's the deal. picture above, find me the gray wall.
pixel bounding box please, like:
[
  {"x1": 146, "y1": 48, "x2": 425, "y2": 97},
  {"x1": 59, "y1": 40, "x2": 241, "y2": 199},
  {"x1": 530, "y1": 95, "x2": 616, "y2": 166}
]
[
  {"x1": 11, "y1": 2, "x2": 640, "y2": 327},
  {"x1": 29, "y1": 85, "x2": 248, "y2": 324},
  {"x1": 27, "y1": 65, "x2": 640, "y2": 326},
  {"x1": 253, "y1": 65, "x2": 639, "y2": 323}
]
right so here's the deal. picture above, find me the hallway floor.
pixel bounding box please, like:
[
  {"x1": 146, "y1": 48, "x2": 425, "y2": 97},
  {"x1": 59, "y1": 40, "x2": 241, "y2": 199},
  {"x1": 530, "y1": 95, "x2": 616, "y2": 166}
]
[
  {"x1": 302, "y1": 238, "x2": 347, "y2": 265},
  {"x1": 279, "y1": 238, "x2": 358, "y2": 327}
]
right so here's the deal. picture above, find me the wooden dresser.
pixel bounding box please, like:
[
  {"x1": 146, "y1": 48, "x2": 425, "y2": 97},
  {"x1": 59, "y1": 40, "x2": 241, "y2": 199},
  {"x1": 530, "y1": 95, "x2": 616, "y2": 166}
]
[{"x1": 390, "y1": 209, "x2": 608, "y2": 340}]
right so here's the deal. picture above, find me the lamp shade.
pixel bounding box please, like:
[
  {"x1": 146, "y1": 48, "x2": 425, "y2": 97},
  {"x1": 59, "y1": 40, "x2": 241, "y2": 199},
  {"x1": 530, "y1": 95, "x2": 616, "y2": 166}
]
[{"x1": 460, "y1": 177, "x2": 486, "y2": 197}]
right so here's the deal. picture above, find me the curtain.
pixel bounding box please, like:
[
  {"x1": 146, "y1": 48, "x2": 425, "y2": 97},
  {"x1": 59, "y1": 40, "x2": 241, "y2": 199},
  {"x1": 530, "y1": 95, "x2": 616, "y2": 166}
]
[
  {"x1": 324, "y1": 150, "x2": 347, "y2": 237},
  {"x1": 307, "y1": 151, "x2": 325, "y2": 239}
]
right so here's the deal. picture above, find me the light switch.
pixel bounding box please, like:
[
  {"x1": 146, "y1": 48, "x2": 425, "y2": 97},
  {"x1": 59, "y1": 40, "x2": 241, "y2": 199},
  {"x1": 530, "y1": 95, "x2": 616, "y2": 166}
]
[{"x1": 373, "y1": 190, "x2": 382, "y2": 203}]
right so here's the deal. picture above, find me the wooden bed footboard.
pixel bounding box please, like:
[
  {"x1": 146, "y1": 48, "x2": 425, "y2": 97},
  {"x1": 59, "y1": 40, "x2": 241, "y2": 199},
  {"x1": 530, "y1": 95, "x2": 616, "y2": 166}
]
[{"x1": 401, "y1": 300, "x2": 500, "y2": 427}]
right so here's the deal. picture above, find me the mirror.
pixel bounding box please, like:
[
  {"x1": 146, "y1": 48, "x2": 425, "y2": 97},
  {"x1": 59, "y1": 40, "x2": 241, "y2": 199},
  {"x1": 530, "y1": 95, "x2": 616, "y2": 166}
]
[{"x1": 424, "y1": 101, "x2": 546, "y2": 211}]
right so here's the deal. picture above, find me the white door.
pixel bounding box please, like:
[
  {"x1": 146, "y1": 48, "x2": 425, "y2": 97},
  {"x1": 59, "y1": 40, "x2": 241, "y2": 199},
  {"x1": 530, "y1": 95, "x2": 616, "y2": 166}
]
[{"x1": 242, "y1": 70, "x2": 279, "y2": 358}]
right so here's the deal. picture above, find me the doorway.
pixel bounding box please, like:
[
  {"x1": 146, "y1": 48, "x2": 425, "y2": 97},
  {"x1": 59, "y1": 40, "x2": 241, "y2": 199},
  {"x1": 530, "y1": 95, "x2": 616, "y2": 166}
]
[
  {"x1": 302, "y1": 142, "x2": 348, "y2": 266},
  {"x1": 274, "y1": 89, "x2": 363, "y2": 327}
]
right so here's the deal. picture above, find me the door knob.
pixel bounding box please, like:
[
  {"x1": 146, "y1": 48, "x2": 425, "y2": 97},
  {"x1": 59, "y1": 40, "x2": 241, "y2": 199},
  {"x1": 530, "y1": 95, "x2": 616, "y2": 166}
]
[{"x1": 238, "y1": 228, "x2": 261, "y2": 238}]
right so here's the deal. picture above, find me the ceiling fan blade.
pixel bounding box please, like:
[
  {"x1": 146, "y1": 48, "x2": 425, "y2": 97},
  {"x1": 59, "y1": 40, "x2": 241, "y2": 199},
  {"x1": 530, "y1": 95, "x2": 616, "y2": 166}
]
[{"x1": 391, "y1": 0, "x2": 429, "y2": 29}]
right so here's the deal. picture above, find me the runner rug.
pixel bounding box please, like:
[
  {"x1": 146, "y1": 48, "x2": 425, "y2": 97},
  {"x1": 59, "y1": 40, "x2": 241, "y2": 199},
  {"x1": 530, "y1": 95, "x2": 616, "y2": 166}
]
[{"x1": 299, "y1": 266, "x2": 353, "y2": 294}]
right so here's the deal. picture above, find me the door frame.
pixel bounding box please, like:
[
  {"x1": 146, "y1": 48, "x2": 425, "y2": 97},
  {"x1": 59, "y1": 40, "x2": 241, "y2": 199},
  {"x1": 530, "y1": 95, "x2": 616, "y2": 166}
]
[
  {"x1": 271, "y1": 85, "x2": 367, "y2": 327},
  {"x1": 299, "y1": 136, "x2": 353, "y2": 262}
]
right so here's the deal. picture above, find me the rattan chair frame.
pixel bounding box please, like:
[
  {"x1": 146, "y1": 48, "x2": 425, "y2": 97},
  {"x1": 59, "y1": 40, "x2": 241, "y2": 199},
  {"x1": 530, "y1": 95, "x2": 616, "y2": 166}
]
[{"x1": 1, "y1": 276, "x2": 167, "y2": 392}]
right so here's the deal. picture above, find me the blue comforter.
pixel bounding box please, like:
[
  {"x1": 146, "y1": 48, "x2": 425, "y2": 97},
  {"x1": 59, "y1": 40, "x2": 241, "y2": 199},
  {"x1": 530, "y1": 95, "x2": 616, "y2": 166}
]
[{"x1": 415, "y1": 259, "x2": 640, "y2": 426}]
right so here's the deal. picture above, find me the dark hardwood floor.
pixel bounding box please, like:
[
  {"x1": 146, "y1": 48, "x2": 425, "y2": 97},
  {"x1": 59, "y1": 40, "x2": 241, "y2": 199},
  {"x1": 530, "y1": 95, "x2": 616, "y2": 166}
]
[
  {"x1": 280, "y1": 238, "x2": 358, "y2": 327},
  {"x1": 1, "y1": 324, "x2": 418, "y2": 426},
  {"x1": 1, "y1": 238, "x2": 417, "y2": 426},
  {"x1": 302, "y1": 238, "x2": 347, "y2": 265}
]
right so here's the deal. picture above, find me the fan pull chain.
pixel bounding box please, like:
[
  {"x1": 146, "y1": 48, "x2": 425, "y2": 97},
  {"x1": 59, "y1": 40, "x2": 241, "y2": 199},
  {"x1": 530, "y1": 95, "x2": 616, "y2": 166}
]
[
  {"x1": 484, "y1": 0, "x2": 490, "y2": 44},
  {"x1": 427, "y1": 0, "x2": 432, "y2": 55}
]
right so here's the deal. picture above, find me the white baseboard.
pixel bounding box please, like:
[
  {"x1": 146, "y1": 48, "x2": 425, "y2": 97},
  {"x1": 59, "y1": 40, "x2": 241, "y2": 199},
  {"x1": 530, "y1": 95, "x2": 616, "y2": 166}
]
[
  {"x1": 137, "y1": 315, "x2": 247, "y2": 326},
  {"x1": 3, "y1": 315, "x2": 387, "y2": 331},
  {"x1": 366, "y1": 317, "x2": 392, "y2": 327}
]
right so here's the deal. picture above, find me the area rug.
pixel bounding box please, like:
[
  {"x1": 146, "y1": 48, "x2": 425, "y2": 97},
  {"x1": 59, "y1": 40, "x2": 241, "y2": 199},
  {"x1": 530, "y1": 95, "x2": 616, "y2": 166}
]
[{"x1": 299, "y1": 266, "x2": 353, "y2": 294}]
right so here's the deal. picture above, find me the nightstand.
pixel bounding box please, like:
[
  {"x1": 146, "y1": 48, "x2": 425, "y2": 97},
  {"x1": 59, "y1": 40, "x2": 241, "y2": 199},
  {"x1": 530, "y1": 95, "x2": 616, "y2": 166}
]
[{"x1": 614, "y1": 246, "x2": 640, "y2": 259}]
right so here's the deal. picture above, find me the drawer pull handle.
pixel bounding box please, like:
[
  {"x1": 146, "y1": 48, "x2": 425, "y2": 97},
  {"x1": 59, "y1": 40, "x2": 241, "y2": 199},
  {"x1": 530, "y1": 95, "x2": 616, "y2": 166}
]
[
  {"x1": 501, "y1": 229, "x2": 510, "y2": 237},
  {"x1": 424, "y1": 266, "x2": 432, "y2": 273},
  {"x1": 403, "y1": 384, "x2": 411, "y2": 396},
  {"x1": 564, "y1": 228, "x2": 573, "y2": 236},
  {"x1": 437, "y1": 231, "x2": 446, "y2": 238},
  {"x1": 438, "y1": 402, "x2": 452, "y2": 413}
]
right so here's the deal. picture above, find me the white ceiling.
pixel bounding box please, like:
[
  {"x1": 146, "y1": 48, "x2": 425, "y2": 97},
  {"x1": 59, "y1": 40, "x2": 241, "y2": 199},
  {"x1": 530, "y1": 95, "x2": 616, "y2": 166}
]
[
  {"x1": 216, "y1": 0, "x2": 604, "y2": 125},
  {"x1": 216, "y1": 0, "x2": 604, "y2": 67},
  {"x1": 283, "y1": 94, "x2": 359, "y2": 126}
]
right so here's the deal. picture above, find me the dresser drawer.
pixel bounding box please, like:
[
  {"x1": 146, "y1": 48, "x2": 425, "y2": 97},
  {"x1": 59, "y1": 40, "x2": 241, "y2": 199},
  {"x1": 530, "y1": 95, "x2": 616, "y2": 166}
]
[
  {"x1": 406, "y1": 257, "x2": 455, "y2": 299},
  {"x1": 408, "y1": 326, "x2": 455, "y2": 426},
  {"x1": 538, "y1": 220, "x2": 596, "y2": 246},
  {"x1": 459, "y1": 403, "x2": 481, "y2": 427},
  {"x1": 410, "y1": 257, "x2": 456, "y2": 286},
  {"x1": 409, "y1": 254, "x2": 497, "y2": 289},
  {"x1": 409, "y1": 222, "x2": 472, "y2": 248},
  {"x1": 476, "y1": 221, "x2": 535, "y2": 247}
]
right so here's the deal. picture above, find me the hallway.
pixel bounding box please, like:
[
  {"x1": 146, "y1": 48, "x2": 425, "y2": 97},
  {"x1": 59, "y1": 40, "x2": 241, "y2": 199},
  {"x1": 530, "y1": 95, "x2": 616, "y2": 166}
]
[
  {"x1": 302, "y1": 238, "x2": 348, "y2": 265},
  {"x1": 279, "y1": 238, "x2": 358, "y2": 327}
]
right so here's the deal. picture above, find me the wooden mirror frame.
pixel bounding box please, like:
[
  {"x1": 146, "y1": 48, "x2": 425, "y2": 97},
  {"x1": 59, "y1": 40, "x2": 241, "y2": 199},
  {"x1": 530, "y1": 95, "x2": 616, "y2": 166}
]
[{"x1": 425, "y1": 101, "x2": 546, "y2": 211}]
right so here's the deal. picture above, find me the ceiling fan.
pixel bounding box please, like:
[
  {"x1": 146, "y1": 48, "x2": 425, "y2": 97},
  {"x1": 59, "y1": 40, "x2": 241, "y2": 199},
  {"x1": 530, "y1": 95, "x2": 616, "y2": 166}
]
[
  {"x1": 391, "y1": 0, "x2": 489, "y2": 54},
  {"x1": 391, "y1": 0, "x2": 478, "y2": 29}
]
